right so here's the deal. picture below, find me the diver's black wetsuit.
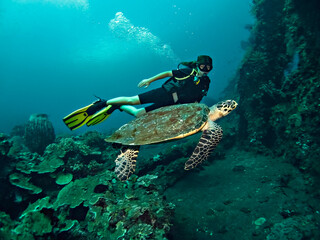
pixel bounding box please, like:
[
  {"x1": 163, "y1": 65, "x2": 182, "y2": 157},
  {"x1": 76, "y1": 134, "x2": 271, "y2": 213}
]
[{"x1": 138, "y1": 68, "x2": 211, "y2": 112}]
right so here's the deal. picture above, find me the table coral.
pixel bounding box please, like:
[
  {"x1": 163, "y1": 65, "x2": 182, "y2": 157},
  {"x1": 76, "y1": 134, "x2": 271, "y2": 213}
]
[{"x1": 9, "y1": 173, "x2": 42, "y2": 194}]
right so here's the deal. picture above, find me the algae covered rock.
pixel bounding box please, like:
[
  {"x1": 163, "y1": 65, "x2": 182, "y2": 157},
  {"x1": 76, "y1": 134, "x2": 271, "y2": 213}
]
[{"x1": 266, "y1": 216, "x2": 317, "y2": 240}]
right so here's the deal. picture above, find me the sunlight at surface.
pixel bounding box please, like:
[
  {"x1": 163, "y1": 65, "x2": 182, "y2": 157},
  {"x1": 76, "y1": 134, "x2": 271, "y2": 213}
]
[{"x1": 13, "y1": 0, "x2": 89, "y2": 9}]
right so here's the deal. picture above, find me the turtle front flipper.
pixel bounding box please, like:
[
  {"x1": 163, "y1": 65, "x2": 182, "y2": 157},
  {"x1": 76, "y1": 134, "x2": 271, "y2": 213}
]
[
  {"x1": 115, "y1": 146, "x2": 140, "y2": 181},
  {"x1": 184, "y1": 122, "x2": 223, "y2": 170}
]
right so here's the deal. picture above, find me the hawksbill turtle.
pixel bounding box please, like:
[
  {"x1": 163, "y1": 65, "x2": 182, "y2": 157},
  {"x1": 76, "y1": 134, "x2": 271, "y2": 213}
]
[{"x1": 105, "y1": 100, "x2": 238, "y2": 181}]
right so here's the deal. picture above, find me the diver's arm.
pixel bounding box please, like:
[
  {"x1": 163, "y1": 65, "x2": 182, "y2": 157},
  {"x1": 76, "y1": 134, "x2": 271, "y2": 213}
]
[
  {"x1": 148, "y1": 71, "x2": 173, "y2": 83},
  {"x1": 138, "y1": 71, "x2": 173, "y2": 88}
]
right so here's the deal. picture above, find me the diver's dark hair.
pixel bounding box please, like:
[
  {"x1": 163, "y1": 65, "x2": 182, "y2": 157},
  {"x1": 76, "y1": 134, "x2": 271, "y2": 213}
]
[
  {"x1": 177, "y1": 62, "x2": 197, "y2": 75},
  {"x1": 178, "y1": 55, "x2": 212, "y2": 70},
  {"x1": 177, "y1": 61, "x2": 198, "y2": 76},
  {"x1": 179, "y1": 61, "x2": 197, "y2": 69}
]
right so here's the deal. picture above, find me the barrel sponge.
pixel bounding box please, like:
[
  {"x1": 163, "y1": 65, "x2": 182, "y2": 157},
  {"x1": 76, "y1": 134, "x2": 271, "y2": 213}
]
[{"x1": 24, "y1": 114, "x2": 55, "y2": 154}]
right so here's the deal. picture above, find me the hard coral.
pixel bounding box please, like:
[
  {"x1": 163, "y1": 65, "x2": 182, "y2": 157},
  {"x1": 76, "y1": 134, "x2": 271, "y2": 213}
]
[
  {"x1": 1, "y1": 132, "x2": 175, "y2": 239},
  {"x1": 9, "y1": 173, "x2": 42, "y2": 194},
  {"x1": 53, "y1": 172, "x2": 114, "y2": 209}
]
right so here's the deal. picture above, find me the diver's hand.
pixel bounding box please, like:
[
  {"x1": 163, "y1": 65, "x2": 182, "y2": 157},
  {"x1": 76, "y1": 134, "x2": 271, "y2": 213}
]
[{"x1": 138, "y1": 79, "x2": 151, "y2": 88}]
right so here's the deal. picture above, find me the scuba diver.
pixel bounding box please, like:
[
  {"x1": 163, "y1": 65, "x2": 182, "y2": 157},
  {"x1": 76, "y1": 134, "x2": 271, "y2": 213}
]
[{"x1": 63, "y1": 55, "x2": 213, "y2": 130}]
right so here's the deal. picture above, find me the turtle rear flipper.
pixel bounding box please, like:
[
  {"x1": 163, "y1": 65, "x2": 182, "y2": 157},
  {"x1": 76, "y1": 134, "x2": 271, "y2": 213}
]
[
  {"x1": 115, "y1": 146, "x2": 140, "y2": 181},
  {"x1": 184, "y1": 122, "x2": 223, "y2": 170}
]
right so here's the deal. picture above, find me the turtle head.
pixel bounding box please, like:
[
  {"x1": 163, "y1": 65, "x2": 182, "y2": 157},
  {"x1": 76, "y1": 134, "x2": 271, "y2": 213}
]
[{"x1": 209, "y1": 100, "x2": 238, "y2": 121}]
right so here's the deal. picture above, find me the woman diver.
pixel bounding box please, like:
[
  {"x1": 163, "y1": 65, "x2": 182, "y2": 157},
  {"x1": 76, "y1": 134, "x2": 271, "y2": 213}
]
[{"x1": 63, "y1": 55, "x2": 213, "y2": 130}]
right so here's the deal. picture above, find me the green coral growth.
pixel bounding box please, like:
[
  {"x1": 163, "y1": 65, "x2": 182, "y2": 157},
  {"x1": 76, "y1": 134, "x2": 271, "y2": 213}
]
[
  {"x1": 53, "y1": 172, "x2": 114, "y2": 209},
  {"x1": 55, "y1": 172, "x2": 73, "y2": 185},
  {"x1": 9, "y1": 173, "x2": 42, "y2": 194}
]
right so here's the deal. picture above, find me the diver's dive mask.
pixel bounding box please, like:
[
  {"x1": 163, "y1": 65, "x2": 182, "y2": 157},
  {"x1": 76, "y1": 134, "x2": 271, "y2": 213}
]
[
  {"x1": 196, "y1": 55, "x2": 213, "y2": 73},
  {"x1": 197, "y1": 64, "x2": 212, "y2": 73}
]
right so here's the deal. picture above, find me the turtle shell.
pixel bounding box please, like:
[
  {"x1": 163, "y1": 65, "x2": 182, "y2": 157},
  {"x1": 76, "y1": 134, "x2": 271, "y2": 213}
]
[{"x1": 105, "y1": 103, "x2": 209, "y2": 146}]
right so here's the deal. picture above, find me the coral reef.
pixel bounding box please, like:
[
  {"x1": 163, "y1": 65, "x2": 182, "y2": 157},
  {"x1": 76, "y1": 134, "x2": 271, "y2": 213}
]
[
  {"x1": 1, "y1": 170, "x2": 173, "y2": 239},
  {"x1": 228, "y1": 0, "x2": 320, "y2": 185},
  {"x1": 0, "y1": 131, "x2": 176, "y2": 239}
]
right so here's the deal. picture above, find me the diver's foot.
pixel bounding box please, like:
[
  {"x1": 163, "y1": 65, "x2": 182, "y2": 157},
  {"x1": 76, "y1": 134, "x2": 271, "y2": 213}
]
[
  {"x1": 87, "y1": 99, "x2": 107, "y2": 115},
  {"x1": 106, "y1": 105, "x2": 122, "y2": 114}
]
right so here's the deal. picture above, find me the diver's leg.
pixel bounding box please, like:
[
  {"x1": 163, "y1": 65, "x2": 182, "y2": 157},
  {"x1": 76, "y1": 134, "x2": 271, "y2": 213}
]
[
  {"x1": 120, "y1": 105, "x2": 146, "y2": 117},
  {"x1": 107, "y1": 96, "x2": 140, "y2": 105}
]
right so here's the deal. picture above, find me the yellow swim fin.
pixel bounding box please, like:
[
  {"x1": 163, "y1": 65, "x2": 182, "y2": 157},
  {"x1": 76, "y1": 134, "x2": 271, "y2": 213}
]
[
  {"x1": 63, "y1": 100, "x2": 107, "y2": 131},
  {"x1": 86, "y1": 105, "x2": 119, "y2": 127}
]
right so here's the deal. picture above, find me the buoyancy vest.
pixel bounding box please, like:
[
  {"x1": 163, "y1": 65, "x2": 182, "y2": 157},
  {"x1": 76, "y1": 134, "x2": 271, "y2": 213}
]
[{"x1": 162, "y1": 68, "x2": 211, "y2": 103}]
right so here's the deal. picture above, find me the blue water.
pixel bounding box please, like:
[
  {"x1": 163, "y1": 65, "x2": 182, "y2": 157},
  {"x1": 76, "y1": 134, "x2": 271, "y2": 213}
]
[{"x1": 0, "y1": 0, "x2": 253, "y2": 134}]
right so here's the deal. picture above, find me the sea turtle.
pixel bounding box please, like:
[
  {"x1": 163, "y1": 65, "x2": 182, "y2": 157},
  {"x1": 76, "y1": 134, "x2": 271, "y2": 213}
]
[{"x1": 105, "y1": 100, "x2": 238, "y2": 181}]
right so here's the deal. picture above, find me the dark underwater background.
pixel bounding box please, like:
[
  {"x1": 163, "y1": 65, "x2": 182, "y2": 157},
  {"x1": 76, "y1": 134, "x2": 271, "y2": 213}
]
[{"x1": 1, "y1": 0, "x2": 320, "y2": 239}]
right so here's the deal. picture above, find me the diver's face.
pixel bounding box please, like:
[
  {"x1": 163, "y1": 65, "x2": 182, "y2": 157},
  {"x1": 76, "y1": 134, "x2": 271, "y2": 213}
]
[{"x1": 198, "y1": 64, "x2": 212, "y2": 73}]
